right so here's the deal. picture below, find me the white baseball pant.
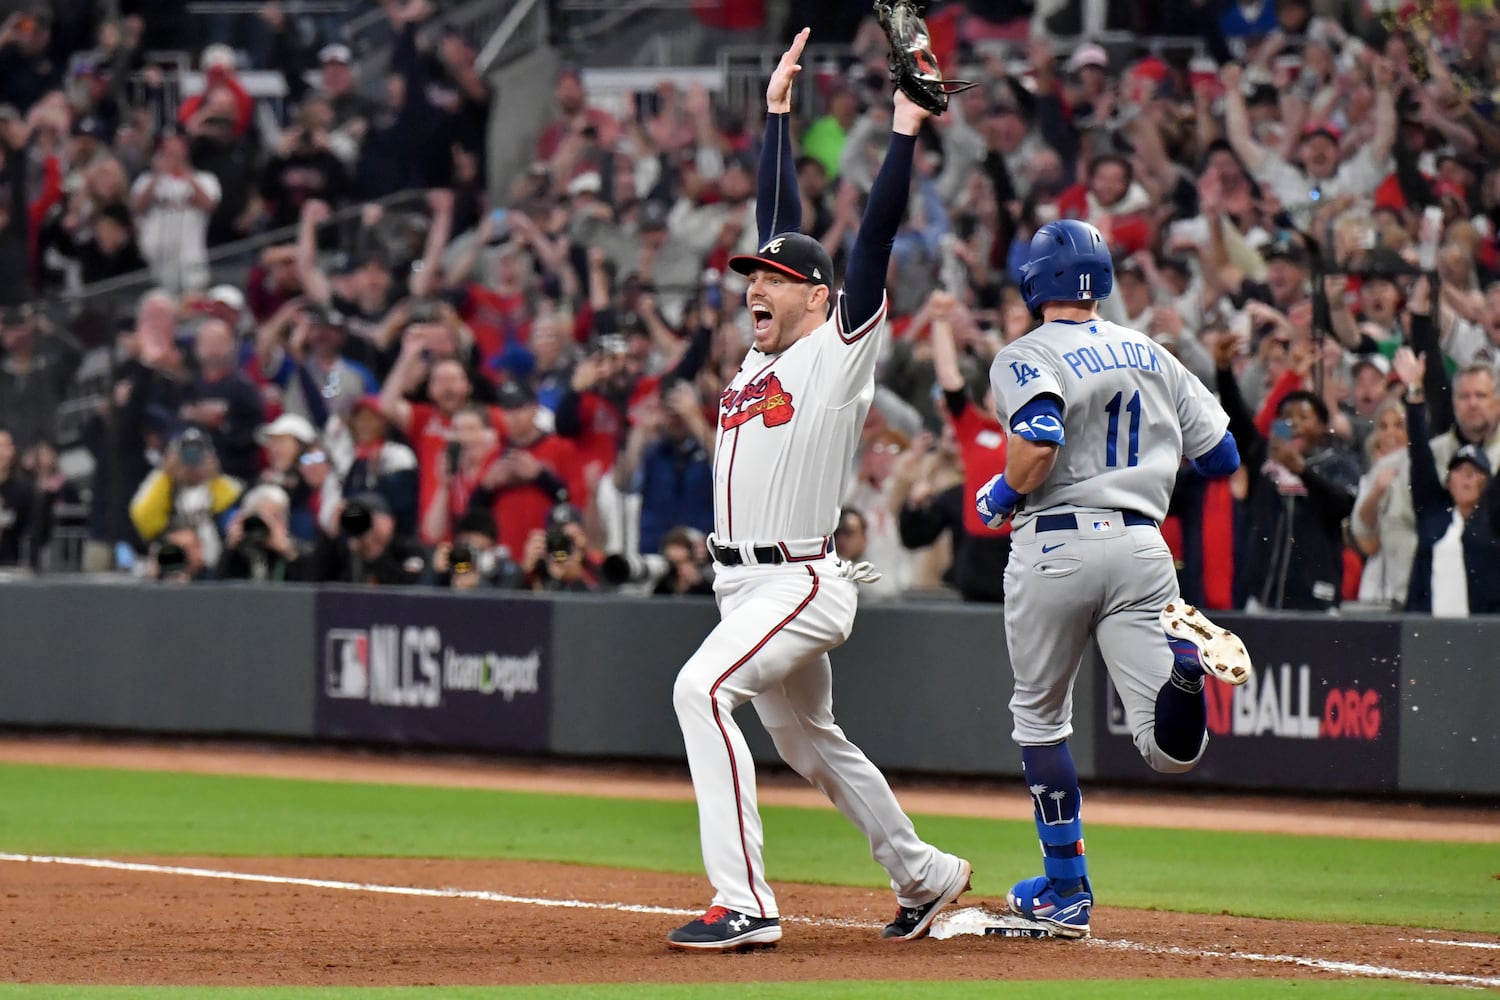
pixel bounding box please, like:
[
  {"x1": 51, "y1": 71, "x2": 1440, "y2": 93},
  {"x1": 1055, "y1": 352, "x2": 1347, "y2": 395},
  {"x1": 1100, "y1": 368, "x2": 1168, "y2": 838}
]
[{"x1": 672, "y1": 556, "x2": 963, "y2": 918}]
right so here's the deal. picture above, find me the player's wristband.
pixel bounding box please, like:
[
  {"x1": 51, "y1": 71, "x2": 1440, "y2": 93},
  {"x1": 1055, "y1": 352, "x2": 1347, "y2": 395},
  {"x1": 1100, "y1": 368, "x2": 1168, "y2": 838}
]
[{"x1": 987, "y1": 475, "x2": 1023, "y2": 511}]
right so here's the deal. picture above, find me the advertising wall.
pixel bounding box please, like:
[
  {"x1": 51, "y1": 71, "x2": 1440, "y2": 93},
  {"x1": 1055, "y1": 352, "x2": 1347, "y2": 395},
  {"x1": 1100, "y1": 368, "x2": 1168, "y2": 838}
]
[
  {"x1": 0, "y1": 582, "x2": 315, "y2": 736},
  {"x1": 1092, "y1": 616, "x2": 1402, "y2": 792},
  {"x1": 313, "y1": 588, "x2": 551, "y2": 752},
  {"x1": 0, "y1": 582, "x2": 1493, "y2": 797}
]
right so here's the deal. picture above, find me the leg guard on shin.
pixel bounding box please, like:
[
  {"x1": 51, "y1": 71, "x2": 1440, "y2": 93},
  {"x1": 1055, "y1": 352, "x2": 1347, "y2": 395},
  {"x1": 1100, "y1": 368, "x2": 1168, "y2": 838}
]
[{"x1": 1020, "y1": 743, "x2": 1087, "y2": 887}]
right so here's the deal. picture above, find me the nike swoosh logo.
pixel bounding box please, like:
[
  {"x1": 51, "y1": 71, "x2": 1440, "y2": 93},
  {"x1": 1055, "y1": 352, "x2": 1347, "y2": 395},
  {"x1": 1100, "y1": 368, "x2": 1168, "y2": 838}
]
[{"x1": 1041, "y1": 543, "x2": 1065, "y2": 554}]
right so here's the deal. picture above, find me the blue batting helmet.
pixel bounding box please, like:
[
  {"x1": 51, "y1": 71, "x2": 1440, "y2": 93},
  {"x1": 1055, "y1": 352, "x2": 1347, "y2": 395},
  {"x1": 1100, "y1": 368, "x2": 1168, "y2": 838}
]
[{"x1": 1019, "y1": 220, "x2": 1113, "y2": 312}]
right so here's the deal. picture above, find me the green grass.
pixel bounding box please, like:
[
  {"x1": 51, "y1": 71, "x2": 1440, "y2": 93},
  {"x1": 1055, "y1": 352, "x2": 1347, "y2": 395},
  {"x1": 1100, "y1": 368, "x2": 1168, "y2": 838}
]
[
  {"x1": 0, "y1": 985, "x2": 1473, "y2": 1000},
  {"x1": 0, "y1": 764, "x2": 1495, "y2": 934}
]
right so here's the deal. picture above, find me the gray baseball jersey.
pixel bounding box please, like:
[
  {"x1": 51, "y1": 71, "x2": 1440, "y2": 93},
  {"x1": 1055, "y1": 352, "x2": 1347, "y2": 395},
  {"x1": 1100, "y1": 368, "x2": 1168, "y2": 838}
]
[
  {"x1": 990, "y1": 318, "x2": 1228, "y2": 524},
  {"x1": 990, "y1": 317, "x2": 1231, "y2": 768}
]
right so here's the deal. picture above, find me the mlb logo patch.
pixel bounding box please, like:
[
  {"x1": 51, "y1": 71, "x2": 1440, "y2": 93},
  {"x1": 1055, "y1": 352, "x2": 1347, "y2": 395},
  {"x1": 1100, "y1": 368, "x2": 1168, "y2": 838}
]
[
  {"x1": 1091, "y1": 520, "x2": 1112, "y2": 531},
  {"x1": 325, "y1": 629, "x2": 370, "y2": 699}
]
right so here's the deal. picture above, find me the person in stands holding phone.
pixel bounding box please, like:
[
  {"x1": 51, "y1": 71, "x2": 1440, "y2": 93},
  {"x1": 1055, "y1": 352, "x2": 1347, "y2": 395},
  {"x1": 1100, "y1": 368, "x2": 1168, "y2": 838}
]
[
  {"x1": 418, "y1": 403, "x2": 499, "y2": 546},
  {"x1": 1215, "y1": 342, "x2": 1361, "y2": 610},
  {"x1": 378, "y1": 326, "x2": 506, "y2": 537}
]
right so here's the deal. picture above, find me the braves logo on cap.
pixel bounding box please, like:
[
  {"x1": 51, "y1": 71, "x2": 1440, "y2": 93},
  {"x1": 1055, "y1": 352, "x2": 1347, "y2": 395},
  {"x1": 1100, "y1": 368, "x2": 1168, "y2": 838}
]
[{"x1": 720, "y1": 372, "x2": 795, "y2": 430}]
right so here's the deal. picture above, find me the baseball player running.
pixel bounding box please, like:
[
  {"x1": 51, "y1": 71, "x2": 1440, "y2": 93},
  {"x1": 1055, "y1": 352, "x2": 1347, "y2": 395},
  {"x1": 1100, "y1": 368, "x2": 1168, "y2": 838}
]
[
  {"x1": 666, "y1": 28, "x2": 971, "y2": 952},
  {"x1": 974, "y1": 220, "x2": 1252, "y2": 938}
]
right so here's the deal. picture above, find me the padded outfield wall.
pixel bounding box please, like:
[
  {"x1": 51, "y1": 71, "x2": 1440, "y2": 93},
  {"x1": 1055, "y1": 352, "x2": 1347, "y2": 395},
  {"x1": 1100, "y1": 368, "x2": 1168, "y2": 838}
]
[{"x1": 0, "y1": 582, "x2": 1493, "y2": 797}]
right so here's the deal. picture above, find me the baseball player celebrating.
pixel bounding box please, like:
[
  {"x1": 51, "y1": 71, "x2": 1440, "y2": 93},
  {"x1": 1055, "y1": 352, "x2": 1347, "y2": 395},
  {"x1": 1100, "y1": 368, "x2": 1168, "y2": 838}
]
[
  {"x1": 666, "y1": 28, "x2": 971, "y2": 952},
  {"x1": 974, "y1": 220, "x2": 1252, "y2": 938}
]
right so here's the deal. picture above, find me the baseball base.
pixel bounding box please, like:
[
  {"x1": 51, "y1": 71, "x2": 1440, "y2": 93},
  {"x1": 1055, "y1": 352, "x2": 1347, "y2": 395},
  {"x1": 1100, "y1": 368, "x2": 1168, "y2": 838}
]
[{"x1": 928, "y1": 906, "x2": 1066, "y2": 940}]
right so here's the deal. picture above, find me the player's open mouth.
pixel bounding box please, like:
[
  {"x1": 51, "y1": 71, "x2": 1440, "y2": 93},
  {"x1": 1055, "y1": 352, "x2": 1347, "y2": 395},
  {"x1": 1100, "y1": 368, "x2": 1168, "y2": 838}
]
[{"x1": 751, "y1": 304, "x2": 773, "y2": 334}]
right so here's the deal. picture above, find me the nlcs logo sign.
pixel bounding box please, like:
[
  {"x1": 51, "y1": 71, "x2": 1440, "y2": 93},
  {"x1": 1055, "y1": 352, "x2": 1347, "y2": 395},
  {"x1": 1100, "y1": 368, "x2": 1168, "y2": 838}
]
[{"x1": 325, "y1": 626, "x2": 541, "y2": 707}]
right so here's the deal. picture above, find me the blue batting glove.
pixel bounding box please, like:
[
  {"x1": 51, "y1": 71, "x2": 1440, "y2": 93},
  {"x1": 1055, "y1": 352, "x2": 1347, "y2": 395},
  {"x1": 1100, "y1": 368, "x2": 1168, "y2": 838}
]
[{"x1": 975, "y1": 473, "x2": 1022, "y2": 529}]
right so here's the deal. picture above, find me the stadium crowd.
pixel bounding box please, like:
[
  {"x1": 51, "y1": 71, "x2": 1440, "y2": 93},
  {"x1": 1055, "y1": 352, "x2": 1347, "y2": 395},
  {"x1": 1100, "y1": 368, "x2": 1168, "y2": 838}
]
[{"x1": 0, "y1": 0, "x2": 1499, "y2": 615}]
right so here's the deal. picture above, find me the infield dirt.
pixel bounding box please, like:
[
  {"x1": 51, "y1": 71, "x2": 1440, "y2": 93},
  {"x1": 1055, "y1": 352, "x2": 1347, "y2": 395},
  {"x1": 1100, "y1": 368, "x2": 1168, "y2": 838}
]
[{"x1": 1, "y1": 737, "x2": 1496, "y2": 988}]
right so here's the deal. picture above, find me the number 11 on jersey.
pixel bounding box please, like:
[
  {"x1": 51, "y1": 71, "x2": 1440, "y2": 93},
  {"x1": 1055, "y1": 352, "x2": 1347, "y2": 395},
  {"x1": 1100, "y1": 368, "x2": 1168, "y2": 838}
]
[{"x1": 1104, "y1": 390, "x2": 1141, "y2": 468}]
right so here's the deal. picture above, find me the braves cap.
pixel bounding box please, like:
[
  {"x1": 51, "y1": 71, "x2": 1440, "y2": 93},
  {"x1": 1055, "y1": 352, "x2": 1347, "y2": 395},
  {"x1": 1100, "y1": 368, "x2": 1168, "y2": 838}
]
[
  {"x1": 1449, "y1": 444, "x2": 1492, "y2": 477},
  {"x1": 729, "y1": 233, "x2": 834, "y2": 288}
]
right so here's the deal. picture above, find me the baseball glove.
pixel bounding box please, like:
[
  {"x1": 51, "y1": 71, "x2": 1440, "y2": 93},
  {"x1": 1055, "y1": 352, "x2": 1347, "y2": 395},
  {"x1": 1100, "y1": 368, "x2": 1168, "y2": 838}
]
[{"x1": 874, "y1": 0, "x2": 976, "y2": 116}]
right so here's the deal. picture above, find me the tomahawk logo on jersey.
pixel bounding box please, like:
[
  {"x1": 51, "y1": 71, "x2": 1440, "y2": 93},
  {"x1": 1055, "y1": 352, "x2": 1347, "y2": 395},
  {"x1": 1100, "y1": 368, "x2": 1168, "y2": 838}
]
[{"x1": 720, "y1": 372, "x2": 796, "y2": 430}]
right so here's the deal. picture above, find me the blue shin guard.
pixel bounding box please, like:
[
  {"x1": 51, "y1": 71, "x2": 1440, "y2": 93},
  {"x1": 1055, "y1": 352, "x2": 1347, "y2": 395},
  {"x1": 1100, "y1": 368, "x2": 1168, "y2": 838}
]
[
  {"x1": 1020, "y1": 743, "x2": 1087, "y2": 890},
  {"x1": 1011, "y1": 742, "x2": 1092, "y2": 936}
]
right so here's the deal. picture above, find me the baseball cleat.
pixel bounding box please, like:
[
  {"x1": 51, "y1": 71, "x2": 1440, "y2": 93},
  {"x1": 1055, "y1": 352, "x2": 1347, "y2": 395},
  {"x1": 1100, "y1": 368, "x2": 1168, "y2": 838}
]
[
  {"x1": 667, "y1": 906, "x2": 782, "y2": 951},
  {"x1": 1160, "y1": 602, "x2": 1251, "y2": 686},
  {"x1": 1007, "y1": 875, "x2": 1093, "y2": 939},
  {"x1": 882, "y1": 858, "x2": 973, "y2": 941}
]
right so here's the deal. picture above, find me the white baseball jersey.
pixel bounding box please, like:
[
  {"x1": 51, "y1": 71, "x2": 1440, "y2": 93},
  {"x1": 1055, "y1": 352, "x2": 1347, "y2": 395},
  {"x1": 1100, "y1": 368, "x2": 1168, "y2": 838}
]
[
  {"x1": 677, "y1": 290, "x2": 965, "y2": 921},
  {"x1": 713, "y1": 295, "x2": 888, "y2": 544},
  {"x1": 990, "y1": 318, "x2": 1229, "y2": 523}
]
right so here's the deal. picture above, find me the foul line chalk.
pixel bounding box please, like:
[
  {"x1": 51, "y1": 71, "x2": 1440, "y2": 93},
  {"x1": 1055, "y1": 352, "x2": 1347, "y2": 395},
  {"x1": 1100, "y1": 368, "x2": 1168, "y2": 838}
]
[
  {"x1": 1, "y1": 853, "x2": 1495, "y2": 988},
  {"x1": 1407, "y1": 938, "x2": 1500, "y2": 951}
]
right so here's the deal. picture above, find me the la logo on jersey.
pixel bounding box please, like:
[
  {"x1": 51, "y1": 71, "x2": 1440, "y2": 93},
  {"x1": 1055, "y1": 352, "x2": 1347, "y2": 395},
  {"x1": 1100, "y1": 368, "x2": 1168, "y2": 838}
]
[
  {"x1": 1010, "y1": 361, "x2": 1042, "y2": 386},
  {"x1": 721, "y1": 372, "x2": 795, "y2": 430}
]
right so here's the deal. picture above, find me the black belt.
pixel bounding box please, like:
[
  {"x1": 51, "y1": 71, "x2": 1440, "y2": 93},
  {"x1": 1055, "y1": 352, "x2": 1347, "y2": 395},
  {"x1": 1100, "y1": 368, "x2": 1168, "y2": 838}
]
[
  {"x1": 710, "y1": 537, "x2": 832, "y2": 567},
  {"x1": 1035, "y1": 511, "x2": 1156, "y2": 533}
]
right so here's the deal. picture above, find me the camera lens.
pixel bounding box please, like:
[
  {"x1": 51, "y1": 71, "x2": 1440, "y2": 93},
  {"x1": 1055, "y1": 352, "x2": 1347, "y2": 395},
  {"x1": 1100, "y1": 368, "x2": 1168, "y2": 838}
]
[
  {"x1": 242, "y1": 513, "x2": 270, "y2": 545},
  {"x1": 340, "y1": 501, "x2": 373, "y2": 538},
  {"x1": 545, "y1": 525, "x2": 573, "y2": 560},
  {"x1": 450, "y1": 541, "x2": 474, "y2": 573}
]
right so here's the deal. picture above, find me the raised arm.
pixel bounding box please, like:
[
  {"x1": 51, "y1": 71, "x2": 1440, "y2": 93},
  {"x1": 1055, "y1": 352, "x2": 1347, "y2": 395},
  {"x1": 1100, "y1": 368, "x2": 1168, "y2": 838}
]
[
  {"x1": 840, "y1": 92, "x2": 926, "y2": 331},
  {"x1": 1396, "y1": 349, "x2": 1446, "y2": 515},
  {"x1": 1219, "y1": 63, "x2": 1269, "y2": 175},
  {"x1": 757, "y1": 28, "x2": 808, "y2": 243}
]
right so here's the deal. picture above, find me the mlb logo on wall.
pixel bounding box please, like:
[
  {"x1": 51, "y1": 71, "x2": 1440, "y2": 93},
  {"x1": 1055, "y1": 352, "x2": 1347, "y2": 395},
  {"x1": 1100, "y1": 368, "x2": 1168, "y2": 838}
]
[{"x1": 325, "y1": 629, "x2": 370, "y2": 699}]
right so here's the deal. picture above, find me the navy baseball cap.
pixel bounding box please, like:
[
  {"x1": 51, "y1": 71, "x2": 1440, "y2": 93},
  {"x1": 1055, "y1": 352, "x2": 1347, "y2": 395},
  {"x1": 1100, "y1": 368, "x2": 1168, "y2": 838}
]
[
  {"x1": 496, "y1": 379, "x2": 537, "y2": 410},
  {"x1": 1449, "y1": 444, "x2": 1492, "y2": 477},
  {"x1": 729, "y1": 233, "x2": 834, "y2": 289}
]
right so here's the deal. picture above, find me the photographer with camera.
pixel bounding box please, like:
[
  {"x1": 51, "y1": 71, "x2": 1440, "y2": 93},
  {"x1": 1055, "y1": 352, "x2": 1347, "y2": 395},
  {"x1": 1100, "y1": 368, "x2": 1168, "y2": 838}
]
[
  {"x1": 519, "y1": 498, "x2": 598, "y2": 592},
  {"x1": 129, "y1": 427, "x2": 244, "y2": 574},
  {"x1": 651, "y1": 526, "x2": 714, "y2": 597},
  {"x1": 322, "y1": 396, "x2": 419, "y2": 536},
  {"x1": 427, "y1": 507, "x2": 522, "y2": 590},
  {"x1": 311, "y1": 490, "x2": 426, "y2": 586},
  {"x1": 149, "y1": 527, "x2": 209, "y2": 584},
  {"x1": 219, "y1": 484, "x2": 309, "y2": 582}
]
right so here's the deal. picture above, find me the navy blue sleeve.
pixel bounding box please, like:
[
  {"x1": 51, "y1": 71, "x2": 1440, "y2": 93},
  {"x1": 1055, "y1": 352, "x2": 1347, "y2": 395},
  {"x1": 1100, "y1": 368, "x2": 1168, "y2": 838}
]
[
  {"x1": 1189, "y1": 430, "x2": 1240, "y2": 478},
  {"x1": 294, "y1": 364, "x2": 331, "y2": 428},
  {"x1": 840, "y1": 133, "x2": 917, "y2": 331},
  {"x1": 667, "y1": 322, "x2": 715, "y2": 382},
  {"x1": 1011, "y1": 396, "x2": 1066, "y2": 445},
  {"x1": 757, "y1": 113, "x2": 801, "y2": 243}
]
